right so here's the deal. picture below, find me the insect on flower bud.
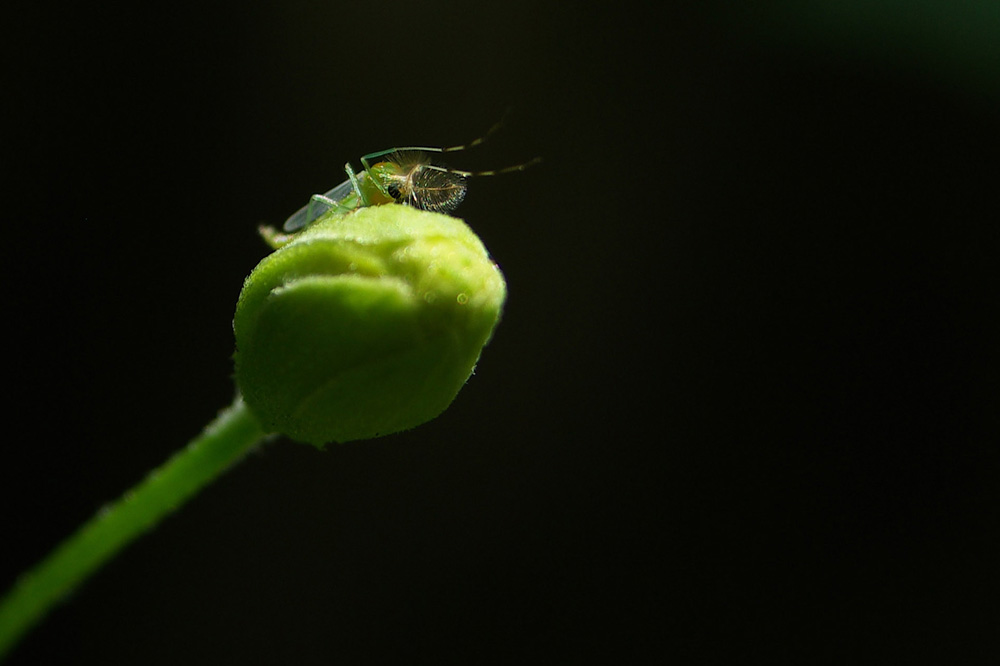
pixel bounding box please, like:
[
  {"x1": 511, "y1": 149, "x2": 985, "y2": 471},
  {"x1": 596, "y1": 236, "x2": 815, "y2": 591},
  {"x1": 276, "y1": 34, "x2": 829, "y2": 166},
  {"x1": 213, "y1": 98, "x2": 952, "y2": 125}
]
[{"x1": 233, "y1": 205, "x2": 507, "y2": 446}]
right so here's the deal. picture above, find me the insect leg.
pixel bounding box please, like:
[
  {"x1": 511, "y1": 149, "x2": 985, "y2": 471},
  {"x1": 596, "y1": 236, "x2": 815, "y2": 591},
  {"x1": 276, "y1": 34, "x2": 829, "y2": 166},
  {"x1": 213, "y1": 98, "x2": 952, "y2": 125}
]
[
  {"x1": 305, "y1": 189, "x2": 355, "y2": 222},
  {"x1": 303, "y1": 195, "x2": 333, "y2": 223},
  {"x1": 344, "y1": 162, "x2": 368, "y2": 207}
]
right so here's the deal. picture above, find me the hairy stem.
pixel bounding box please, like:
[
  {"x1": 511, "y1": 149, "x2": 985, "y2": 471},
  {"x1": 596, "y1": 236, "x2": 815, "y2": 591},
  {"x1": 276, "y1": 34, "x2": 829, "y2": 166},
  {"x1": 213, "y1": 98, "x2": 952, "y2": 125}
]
[{"x1": 0, "y1": 397, "x2": 267, "y2": 660}]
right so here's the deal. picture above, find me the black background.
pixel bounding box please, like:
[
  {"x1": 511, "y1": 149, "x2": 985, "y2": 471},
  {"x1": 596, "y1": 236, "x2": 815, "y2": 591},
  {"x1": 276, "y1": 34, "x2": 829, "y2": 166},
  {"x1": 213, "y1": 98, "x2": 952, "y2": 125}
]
[{"x1": 3, "y1": 2, "x2": 998, "y2": 663}]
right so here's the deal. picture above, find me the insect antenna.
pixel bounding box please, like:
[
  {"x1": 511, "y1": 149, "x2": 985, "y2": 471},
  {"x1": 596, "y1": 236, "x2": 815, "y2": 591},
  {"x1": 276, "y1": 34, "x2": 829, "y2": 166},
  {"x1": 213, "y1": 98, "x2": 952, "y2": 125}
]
[
  {"x1": 422, "y1": 156, "x2": 543, "y2": 178},
  {"x1": 361, "y1": 110, "x2": 516, "y2": 166},
  {"x1": 437, "y1": 115, "x2": 507, "y2": 153},
  {"x1": 406, "y1": 156, "x2": 541, "y2": 214}
]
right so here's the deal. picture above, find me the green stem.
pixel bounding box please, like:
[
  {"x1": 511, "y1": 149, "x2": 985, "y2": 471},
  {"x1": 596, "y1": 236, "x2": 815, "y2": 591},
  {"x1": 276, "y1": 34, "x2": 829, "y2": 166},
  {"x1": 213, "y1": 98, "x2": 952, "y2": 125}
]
[{"x1": 0, "y1": 397, "x2": 267, "y2": 660}]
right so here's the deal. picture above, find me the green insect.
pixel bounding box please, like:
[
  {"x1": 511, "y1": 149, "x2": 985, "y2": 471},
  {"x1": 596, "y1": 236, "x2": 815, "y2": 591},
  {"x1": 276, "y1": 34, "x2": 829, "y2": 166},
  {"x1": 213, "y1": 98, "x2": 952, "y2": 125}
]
[{"x1": 282, "y1": 123, "x2": 541, "y2": 233}]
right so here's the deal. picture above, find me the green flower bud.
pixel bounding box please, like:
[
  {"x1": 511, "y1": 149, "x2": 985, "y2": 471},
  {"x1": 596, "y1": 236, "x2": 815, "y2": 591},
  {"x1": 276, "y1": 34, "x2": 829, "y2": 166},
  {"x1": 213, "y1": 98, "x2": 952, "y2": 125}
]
[{"x1": 233, "y1": 205, "x2": 507, "y2": 447}]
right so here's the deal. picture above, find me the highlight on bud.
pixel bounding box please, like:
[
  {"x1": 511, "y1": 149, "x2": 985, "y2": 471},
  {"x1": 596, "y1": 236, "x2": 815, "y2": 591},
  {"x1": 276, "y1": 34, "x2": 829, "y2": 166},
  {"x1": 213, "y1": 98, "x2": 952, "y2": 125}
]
[{"x1": 233, "y1": 205, "x2": 507, "y2": 446}]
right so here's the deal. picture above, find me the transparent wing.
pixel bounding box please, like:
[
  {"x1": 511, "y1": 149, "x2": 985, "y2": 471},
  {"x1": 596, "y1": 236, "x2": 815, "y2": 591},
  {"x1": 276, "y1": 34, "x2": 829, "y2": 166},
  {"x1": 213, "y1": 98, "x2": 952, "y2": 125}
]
[{"x1": 282, "y1": 178, "x2": 357, "y2": 232}]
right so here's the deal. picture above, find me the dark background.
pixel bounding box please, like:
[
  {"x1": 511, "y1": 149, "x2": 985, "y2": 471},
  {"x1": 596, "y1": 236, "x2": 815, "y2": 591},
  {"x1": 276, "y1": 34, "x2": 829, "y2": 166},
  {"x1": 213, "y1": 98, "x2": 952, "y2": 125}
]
[{"x1": 3, "y1": 2, "x2": 998, "y2": 663}]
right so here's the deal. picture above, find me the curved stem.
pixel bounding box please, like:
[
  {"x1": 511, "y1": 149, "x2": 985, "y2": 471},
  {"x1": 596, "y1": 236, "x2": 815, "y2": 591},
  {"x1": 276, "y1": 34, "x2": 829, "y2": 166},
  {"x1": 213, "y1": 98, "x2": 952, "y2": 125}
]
[{"x1": 0, "y1": 396, "x2": 267, "y2": 660}]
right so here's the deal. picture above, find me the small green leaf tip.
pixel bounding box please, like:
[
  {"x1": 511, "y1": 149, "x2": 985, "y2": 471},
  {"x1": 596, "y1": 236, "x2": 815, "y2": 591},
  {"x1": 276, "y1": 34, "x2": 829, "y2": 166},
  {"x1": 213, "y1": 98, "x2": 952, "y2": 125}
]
[{"x1": 233, "y1": 205, "x2": 507, "y2": 446}]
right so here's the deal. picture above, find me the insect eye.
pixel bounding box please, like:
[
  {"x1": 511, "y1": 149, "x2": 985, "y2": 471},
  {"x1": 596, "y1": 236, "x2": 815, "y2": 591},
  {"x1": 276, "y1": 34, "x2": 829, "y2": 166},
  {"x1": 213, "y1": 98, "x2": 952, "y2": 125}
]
[{"x1": 386, "y1": 184, "x2": 401, "y2": 200}]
